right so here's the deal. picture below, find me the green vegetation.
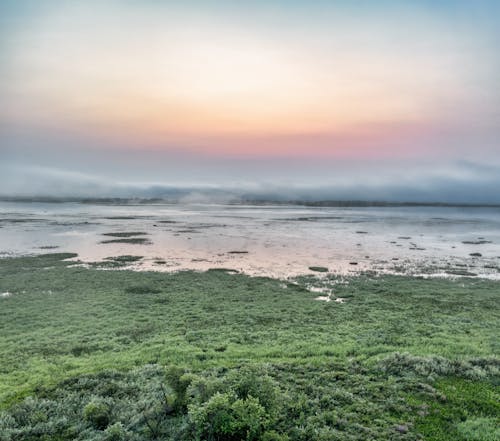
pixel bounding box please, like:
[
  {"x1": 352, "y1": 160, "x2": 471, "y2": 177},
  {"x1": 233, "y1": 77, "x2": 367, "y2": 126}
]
[
  {"x1": 87, "y1": 255, "x2": 144, "y2": 269},
  {"x1": 100, "y1": 238, "x2": 152, "y2": 245},
  {"x1": 102, "y1": 232, "x2": 149, "y2": 238},
  {"x1": 0, "y1": 253, "x2": 498, "y2": 440},
  {"x1": 308, "y1": 266, "x2": 329, "y2": 272},
  {"x1": 105, "y1": 255, "x2": 144, "y2": 263}
]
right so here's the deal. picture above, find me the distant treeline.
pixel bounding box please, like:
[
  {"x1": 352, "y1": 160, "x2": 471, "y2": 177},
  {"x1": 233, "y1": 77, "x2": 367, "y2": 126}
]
[
  {"x1": 242, "y1": 199, "x2": 500, "y2": 208},
  {"x1": 1, "y1": 195, "x2": 500, "y2": 208}
]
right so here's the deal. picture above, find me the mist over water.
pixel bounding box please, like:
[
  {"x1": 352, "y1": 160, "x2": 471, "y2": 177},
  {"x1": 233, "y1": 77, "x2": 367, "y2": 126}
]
[{"x1": 2, "y1": 159, "x2": 500, "y2": 204}]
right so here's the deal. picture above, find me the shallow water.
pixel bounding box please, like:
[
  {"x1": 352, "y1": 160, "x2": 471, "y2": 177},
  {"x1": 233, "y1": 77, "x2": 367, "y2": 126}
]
[{"x1": 1, "y1": 201, "x2": 500, "y2": 279}]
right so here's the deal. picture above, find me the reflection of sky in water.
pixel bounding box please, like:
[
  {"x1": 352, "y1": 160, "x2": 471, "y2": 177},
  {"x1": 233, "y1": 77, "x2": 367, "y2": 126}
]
[{"x1": 1, "y1": 202, "x2": 500, "y2": 279}]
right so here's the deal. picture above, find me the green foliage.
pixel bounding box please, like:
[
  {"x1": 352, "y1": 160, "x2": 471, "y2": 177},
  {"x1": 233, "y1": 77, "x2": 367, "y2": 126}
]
[
  {"x1": 165, "y1": 367, "x2": 196, "y2": 413},
  {"x1": 37, "y1": 252, "x2": 78, "y2": 260},
  {"x1": 105, "y1": 255, "x2": 143, "y2": 263},
  {"x1": 189, "y1": 392, "x2": 267, "y2": 441},
  {"x1": 104, "y1": 422, "x2": 129, "y2": 441},
  {"x1": 125, "y1": 285, "x2": 161, "y2": 294},
  {"x1": 100, "y1": 238, "x2": 151, "y2": 244},
  {"x1": 0, "y1": 253, "x2": 498, "y2": 440},
  {"x1": 83, "y1": 398, "x2": 111, "y2": 430},
  {"x1": 102, "y1": 232, "x2": 148, "y2": 238},
  {"x1": 224, "y1": 365, "x2": 281, "y2": 418},
  {"x1": 0, "y1": 360, "x2": 499, "y2": 441},
  {"x1": 0, "y1": 365, "x2": 182, "y2": 440},
  {"x1": 308, "y1": 266, "x2": 328, "y2": 272},
  {"x1": 456, "y1": 418, "x2": 500, "y2": 441},
  {"x1": 261, "y1": 431, "x2": 289, "y2": 441},
  {"x1": 407, "y1": 377, "x2": 500, "y2": 441},
  {"x1": 186, "y1": 365, "x2": 283, "y2": 440},
  {"x1": 380, "y1": 352, "x2": 499, "y2": 381}
]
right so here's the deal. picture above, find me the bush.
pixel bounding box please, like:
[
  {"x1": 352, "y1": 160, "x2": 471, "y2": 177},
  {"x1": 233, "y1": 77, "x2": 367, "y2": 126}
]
[
  {"x1": 379, "y1": 352, "x2": 500, "y2": 380},
  {"x1": 261, "y1": 431, "x2": 290, "y2": 441},
  {"x1": 104, "y1": 422, "x2": 129, "y2": 441},
  {"x1": 185, "y1": 366, "x2": 283, "y2": 440},
  {"x1": 224, "y1": 365, "x2": 282, "y2": 420},
  {"x1": 457, "y1": 417, "x2": 500, "y2": 441},
  {"x1": 189, "y1": 392, "x2": 268, "y2": 441},
  {"x1": 83, "y1": 398, "x2": 111, "y2": 430},
  {"x1": 165, "y1": 367, "x2": 197, "y2": 413}
]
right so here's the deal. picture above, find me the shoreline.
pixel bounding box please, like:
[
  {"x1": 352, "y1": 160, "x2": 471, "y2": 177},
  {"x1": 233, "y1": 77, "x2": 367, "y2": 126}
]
[{"x1": 1, "y1": 250, "x2": 500, "y2": 280}]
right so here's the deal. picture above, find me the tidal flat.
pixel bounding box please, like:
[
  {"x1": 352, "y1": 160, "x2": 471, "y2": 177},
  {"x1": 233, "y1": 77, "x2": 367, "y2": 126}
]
[
  {"x1": 1, "y1": 201, "x2": 500, "y2": 278},
  {"x1": 0, "y1": 253, "x2": 498, "y2": 441}
]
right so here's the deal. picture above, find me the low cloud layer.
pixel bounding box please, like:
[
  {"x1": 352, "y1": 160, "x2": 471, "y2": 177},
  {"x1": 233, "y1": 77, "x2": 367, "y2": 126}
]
[{"x1": 1, "y1": 160, "x2": 500, "y2": 204}]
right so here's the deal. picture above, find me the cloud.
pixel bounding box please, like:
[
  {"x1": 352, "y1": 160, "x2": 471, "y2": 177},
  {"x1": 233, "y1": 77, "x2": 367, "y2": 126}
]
[
  {"x1": 1, "y1": 160, "x2": 500, "y2": 204},
  {"x1": 0, "y1": 164, "x2": 117, "y2": 197}
]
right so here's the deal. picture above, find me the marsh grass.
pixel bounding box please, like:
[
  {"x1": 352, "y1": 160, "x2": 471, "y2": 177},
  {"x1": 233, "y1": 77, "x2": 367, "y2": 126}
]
[
  {"x1": 308, "y1": 266, "x2": 329, "y2": 272},
  {"x1": 445, "y1": 269, "x2": 478, "y2": 276},
  {"x1": 105, "y1": 255, "x2": 144, "y2": 263},
  {"x1": 100, "y1": 238, "x2": 152, "y2": 245},
  {"x1": 0, "y1": 253, "x2": 498, "y2": 440},
  {"x1": 86, "y1": 255, "x2": 144, "y2": 268},
  {"x1": 102, "y1": 232, "x2": 149, "y2": 238}
]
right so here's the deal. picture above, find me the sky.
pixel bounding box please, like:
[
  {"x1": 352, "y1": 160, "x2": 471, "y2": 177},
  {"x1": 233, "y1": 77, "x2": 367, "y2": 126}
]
[{"x1": 1, "y1": 0, "x2": 499, "y2": 202}]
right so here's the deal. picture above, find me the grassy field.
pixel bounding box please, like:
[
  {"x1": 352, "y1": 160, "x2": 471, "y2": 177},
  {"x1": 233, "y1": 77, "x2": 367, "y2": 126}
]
[{"x1": 0, "y1": 253, "x2": 498, "y2": 440}]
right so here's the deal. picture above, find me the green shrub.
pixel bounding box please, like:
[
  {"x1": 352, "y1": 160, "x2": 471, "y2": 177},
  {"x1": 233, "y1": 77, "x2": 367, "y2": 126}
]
[
  {"x1": 186, "y1": 373, "x2": 225, "y2": 406},
  {"x1": 225, "y1": 365, "x2": 281, "y2": 418},
  {"x1": 380, "y1": 352, "x2": 500, "y2": 380},
  {"x1": 165, "y1": 367, "x2": 197, "y2": 413},
  {"x1": 261, "y1": 431, "x2": 290, "y2": 441},
  {"x1": 104, "y1": 422, "x2": 128, "y2": 441},
  {"x1": 189, "y1": 392, "x2": 268, "y2": 441},
  {"x1": 456, "y1": 417, "x2": 500, "y2": 441},
  {"x1": 125, "y1": 285, "x2": 161, "y2": 294},
  {"x1": 0, "y1": 413, "x2": 16, "y2": 441},
  {"x1": 83, "y1": 398, "x2": 111, "y2": 430}
]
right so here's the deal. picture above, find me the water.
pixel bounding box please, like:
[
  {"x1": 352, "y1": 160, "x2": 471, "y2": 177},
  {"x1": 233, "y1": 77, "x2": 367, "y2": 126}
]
[{"x1": 1, "y1": 201, "x2": 500, "y2": 279}]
